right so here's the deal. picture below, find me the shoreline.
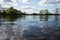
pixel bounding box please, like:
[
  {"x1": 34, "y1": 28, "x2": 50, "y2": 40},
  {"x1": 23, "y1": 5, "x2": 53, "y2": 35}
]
[{"x1": 0, "y1": 14, "x2": 60, "y2": 15}]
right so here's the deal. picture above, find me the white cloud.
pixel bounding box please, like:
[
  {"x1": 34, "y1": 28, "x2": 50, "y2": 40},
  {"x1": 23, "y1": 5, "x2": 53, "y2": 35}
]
[
  {"x1": 38, "y1": 0, "x2": 52, "y2": 6},
  {"x1": 0, "y1": 0, "x2": 19, "y2": 8},
  {"x1": 0, "y1": 0, "x2": 30, "y2": 8},
  {"x1": 0, "y1": 0, "x2": 4, "y2": 4},
  {"x1": 11, "y1": 0, "x2": 17, "y2": 3},
  {"x1": 22, "y1": 0, "x2": 30, "y2": 4},
  {"x1": 0, "y1": 0, "x2": 38, "y2": 13},
  {"x1": 38, "y1": 0, "x2": 60, "y2": 6},
  {"x1": 20, "y1": 6, "x2": 39, "y2": 14},
  {"x1": 2, "y1": 4, "x2": 12, "y2": 8}
]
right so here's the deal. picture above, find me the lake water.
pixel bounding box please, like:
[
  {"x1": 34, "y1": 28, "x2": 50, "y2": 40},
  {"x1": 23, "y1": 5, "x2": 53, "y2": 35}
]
[{"x1": 0, "y1": 15, "x2": 60, "y2": 40}]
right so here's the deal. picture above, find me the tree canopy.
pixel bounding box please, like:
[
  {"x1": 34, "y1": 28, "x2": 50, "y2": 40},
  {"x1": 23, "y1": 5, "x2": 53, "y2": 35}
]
[
  {"x1": 0, "y1": 7, "x2": 25, "y2": 15},
  {"x1": 39, "y1": 9, "x2": 50, "y2": 15}
]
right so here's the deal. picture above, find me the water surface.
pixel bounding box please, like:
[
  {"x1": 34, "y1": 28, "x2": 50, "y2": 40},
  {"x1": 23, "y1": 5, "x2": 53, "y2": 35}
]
[{"x1": 0, "y1": 15, "x2": 60, "y2": 40}]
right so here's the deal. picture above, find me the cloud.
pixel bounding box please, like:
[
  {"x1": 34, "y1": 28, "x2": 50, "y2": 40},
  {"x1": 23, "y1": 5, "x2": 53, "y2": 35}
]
[
  {"x1": 0, "y1": 0, "x2": 30, "y2": 8},
  {"x1": 57, "y1": 3, "x2": 60, "y2": 8},
  {"x1": 0, "y1": 0, "x2": 38, "y2": 13},
  {"x1": 4, "y1": 0, "x2": 12, "y2": 2},
  {"x1": 0, "y1": 0, "x2": 19, "y2": 8},
  {"x1": 0, "y1": 0, "x2": 3, "y2": 4},
  {"x1": 0, "y1": 0, "x2": 31, "y2": 12},
  {"x1": 2, "y1": 3, "x2": 12, "y2": 8},
  {"x1": 20, "y1": 6, "x2": 39, "y2": 13},
  {"x1": 22, "y1": 0, "x2": 30, "y2": 4},
  {"x1": 46, "y1": 0, "x2": 60, "y2": 4},
  {"x1": 11, "y1": 0, "x2": 18, "y2": 3},
  {"x1": 21, "y1": 6, "x2": 39, "y2": 11},
  {"x1": 38, "y1": 0, "x2": 60, "y2": 6}
]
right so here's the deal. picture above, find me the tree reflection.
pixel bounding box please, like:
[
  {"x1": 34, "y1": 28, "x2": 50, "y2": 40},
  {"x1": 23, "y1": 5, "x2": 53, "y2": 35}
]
[
  {"x1": 0, "y1": 19, "x2": 2, "y2": 26},
  {"x1": 39, "y1": 15, "x2": 48, "y2": 21},
  {"x1": 0, "y1": 15, "x2": 24, "y2": 22},
  {"x1": 4, "y1": 21, "x2": 22, "y2": 40},
  {"x1": 6, "y1": 15, "x2": 18, "y2": 22},
  {"x1": 0, "y1": 15, "x2": 24, "y2": 40},
  {"x1": 5, "y1": 24, "x2": 14, "y2": 40},
  {"x1": 55, "y1": 15, "x2": 59, "y2": 21},
  {"x1": 54, "y1": 15, "x2": 59, "y2": 27}
]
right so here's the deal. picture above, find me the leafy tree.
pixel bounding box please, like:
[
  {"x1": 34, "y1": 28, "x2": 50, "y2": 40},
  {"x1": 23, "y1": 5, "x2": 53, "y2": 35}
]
[
  {"x1": 44, "y1": 9, "x2": 49, "y2": 14},
  {"x1": 55, "y1": 8, "x2": 59, "y2": 14},
  {"x1": 0, "y1": 7, "x2": 26, "y2": 15},
  {"x1": 5, "y1": 7, "x2": 25, "y2": 15},
  {"x1": 2, "y1": 10, "x2": 6, "y2": 15},
  {"x1": 6, "y1": 7, "x2": 17, "y2": 15},
  {"x1": 39, "y1": 9, "x2": 49, "y2": 15},
  {"x1": 0, "y1": 10, "x2": 2, "y2": 14},
  {"x1": 17, "y1": 10, "x2": 23, "y2": 14},
  {"x1": 39, "y1": 10, "x2": 44, "y2": 15}
]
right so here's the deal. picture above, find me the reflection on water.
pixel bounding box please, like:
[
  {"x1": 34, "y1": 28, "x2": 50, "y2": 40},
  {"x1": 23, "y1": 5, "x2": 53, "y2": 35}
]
[
  {"x1": 0, "y1": 15, "x2": 60, "y2": 40},
  {"x1": 39, "y1": 15, "x2": 48, "y2": 21}
]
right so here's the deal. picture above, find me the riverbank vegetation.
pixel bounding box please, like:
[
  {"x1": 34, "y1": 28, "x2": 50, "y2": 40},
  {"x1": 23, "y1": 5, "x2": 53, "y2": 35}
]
[
  {"x1": 0, "y1": 7, "x2": 26, "y2": 15},
  {"x1": 0, "y1": 7, "x2": 59, "y2": 15}
]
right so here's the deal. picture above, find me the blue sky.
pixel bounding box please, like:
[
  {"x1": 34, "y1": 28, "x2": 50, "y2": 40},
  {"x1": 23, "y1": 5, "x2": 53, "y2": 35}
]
[{"x1": 0, "y1": 0, "x2": 60, "y2": 13}]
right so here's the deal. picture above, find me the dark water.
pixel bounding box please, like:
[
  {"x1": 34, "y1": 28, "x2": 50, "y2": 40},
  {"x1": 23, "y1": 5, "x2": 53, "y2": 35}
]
[{"x1": 0, "y1": 15, "x2": 60, "y2": 40}]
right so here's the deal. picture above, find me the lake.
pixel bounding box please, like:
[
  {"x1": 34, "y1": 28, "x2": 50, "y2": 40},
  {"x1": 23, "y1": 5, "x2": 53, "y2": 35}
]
[{"x1": 0, "y1": 15, "x2": 60, "y2": 40}]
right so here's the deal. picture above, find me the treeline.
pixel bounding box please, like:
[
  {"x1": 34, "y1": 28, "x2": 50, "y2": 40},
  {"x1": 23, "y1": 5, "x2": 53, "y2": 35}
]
[
  {"x1": 39, "y1": 9, "x2": 53, "y2": 15},
  {"x1": 0, "y1": 7, "x2": 25, "y2": 15},
  {"x1": 0, "y1": 7, "x2": 58, "y2": 15}
]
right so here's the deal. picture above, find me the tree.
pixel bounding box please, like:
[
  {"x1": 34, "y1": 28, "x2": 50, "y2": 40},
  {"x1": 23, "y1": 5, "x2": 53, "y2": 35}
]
[
  {"x1": 0, "y1": 7, "x2": 26, "y2": 15},
  {"x1": 0, "y1": 10, "x2": 2, "y2": 14},
  {"x1": 6, "y1": 7, "x2": 17, "y2": 15},
  {"x1": 55, "y1": 8, "x2": 59, "y2": 14},
  {"x1": 44, "y1": 9, "x2": 49, "y2": 14},
  {"x1": 2, "y1": 10, "x2": 6, "y2": 15},
  {"x1": 17, "y1": 10, "x2": 23, "y2": 14},
  {"x1": 39, "y1": 10, "x2": 44, "y2": 15}
]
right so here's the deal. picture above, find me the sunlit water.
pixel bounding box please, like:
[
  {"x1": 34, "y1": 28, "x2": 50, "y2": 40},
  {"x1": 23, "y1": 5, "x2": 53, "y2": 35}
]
[{"x1": 0, "y1": 15, "x2": 60, "y2": 40}]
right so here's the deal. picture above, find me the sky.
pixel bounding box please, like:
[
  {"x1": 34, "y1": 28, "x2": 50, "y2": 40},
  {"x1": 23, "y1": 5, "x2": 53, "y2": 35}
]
[{"x1": 0, "y1": 0, "x2": 60, "y2": 14}]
